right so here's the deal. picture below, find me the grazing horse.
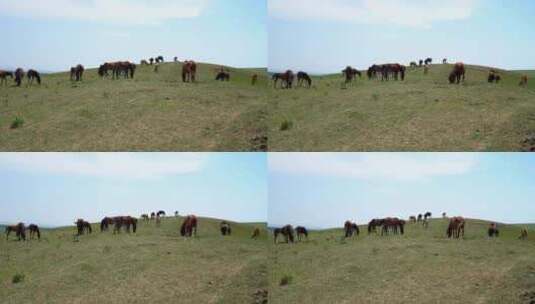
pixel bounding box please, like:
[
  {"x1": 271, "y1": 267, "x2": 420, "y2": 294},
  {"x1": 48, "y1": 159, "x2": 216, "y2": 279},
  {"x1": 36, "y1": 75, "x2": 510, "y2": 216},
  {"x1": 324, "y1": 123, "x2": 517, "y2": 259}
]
[
  {"x1": 251, "y1": 74, "x2": 258, "y2": 86},
  {"x1": 215, "y1": 71, "x2": 230, "y2": 81},
  {"x1": 155, "y1": 56, "x2": 164, "y2": 63},
  {"x1": 272, "y1": 70, "x2": 294, "y2": 89},
  {"x1": 113, "y1": 62, "x2": 135, "y2": 79},
  {"x1": 274, "y1": 225, "x2": 294, "y2": 243},
  {"x1": 100, "y1": 217, "x2": 115, "y2": 232},
  {"x1": 76, "y1": 219, "x2": 92, "y2": 235},
  {"x1": 174, "y1": 211, "x2": 179, "y2": 217},
  {"x1": 220, "y1": 221, "x2": 232, "y2": 236},
  {"x1": 443, "y1": 58, "x2": 447, "y2": 64},
  {"x1": 419, "y1": 60, "x2": 423, "y2": 66},
  {"x1": 446, "y1": 216, "x2": 465, "y2": 239},
  {"x1": 488, "y1": 71, "x2": 501, "y2": 83},
  {"x1": 449, "y1": 63, "x2": 465, "y2": 84},
  {"x1": 381, "y1": 218, "x2": 405, "y2": 236},
  {"x1": 14, "y1": 68, "x2": 24, "y2": 87},
  {"x1": 157, "y1": 210, "x2": 166, "y2": 217},
  {"x1": 368, "y1": 218, "x2": 383, "y2": 234},
  {"x1": 27, "y1": 69, "x2": 41, "y2": 86},
  {"x1": 380, "y1": 64, "x2": 405, "y2": 81},
  {"x1": 442, "y1": 212, "x2": 447, "y2": 219},
  {"x1": 417, "y1": 214, "x2": 423, "y2": 222},
  {"x1": 251, "y1": 228, "x2": 260, "y2": 239},
  {"x1": 295, "y1": 226, "x2": 308, "y2": 241},
  {"x1": 342, "y1": 66, "x2": 361, "y2": 84},
  {"x1": 5, "y1": 223, "x2": 26, "y2": 241},
  {"x1": 180, "y1": 215, "x2": 198, "y2": 237},
  {"x1": 174, "y1": 57, "x2": 178, "y2": 62},
  {"x1": 182, "y1": 61, "x2": 197, "y2": 83},
  {"x1": 488, "y1": 223, "x2": 499, "y2": 238},
  {"x1": 113, "y1": 216, "x2": 137, "y2": 233},
  {"x1": 519, "y1": 227, "x2": 528, "y2": 240},
  {"x1": 519, "y1": 75, "x2": 528, "y2": 87},
  {"x1": 28, "y1": 224, "x2": 40, "y2": 240},
  {"x1": 344, "y1": 221, "x2": 359, "y2": 238},
  {"x1": 424, "y1": 212, "x2": 432, "y2": 220},
  {"x1": 410, "y1": 62, "x2": 417, "y2": 68},
  {"x1": 149, "y1": 58, "x2": 154, "y2": 65},
  {"x1": 0, "y1": 70, "x2": 13, "y2": 86},
  {"x1": 424, "y1": 58, "x2": 432, "y2": 65},
  {"x1": 367, "y1": 65, "x2": 382, "y2": 80},
  {"x1": 141, "y1": 214, "x2": 149, "y2": 222},
  {"x1": 409, "y1": 216, "x2": 417, "y2": 223},
  {"x1": 297, "y1": 71, "x2": 312, "y2": 88},
  {"x1": 150, "y1": 212, "x2": 156, "y2": 220},
  {"x1": 70, "y1": 64, "x2": 84, "y2": 81}
]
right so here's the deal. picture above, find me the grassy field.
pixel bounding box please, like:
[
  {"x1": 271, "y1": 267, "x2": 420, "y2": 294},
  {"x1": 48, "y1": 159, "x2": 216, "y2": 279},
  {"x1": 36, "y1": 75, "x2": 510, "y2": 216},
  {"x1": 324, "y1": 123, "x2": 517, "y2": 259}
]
[
  {"x1": 269, "y1": 218, "x2": 535, "y2": 304},
  {"x1": 0, "y1": 217, "x2": 268, "y2": 304},
  {"x1": 268, "y1": 64, "x2": 535, "y2": 151},
  {"x1": 0, "y1": 63, "x2": 267, "y2": 151}
]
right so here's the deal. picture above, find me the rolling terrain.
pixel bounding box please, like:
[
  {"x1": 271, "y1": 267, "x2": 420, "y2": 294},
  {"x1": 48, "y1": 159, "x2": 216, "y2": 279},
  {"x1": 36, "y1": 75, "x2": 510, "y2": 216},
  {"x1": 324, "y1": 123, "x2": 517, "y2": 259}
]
[
  {"x1": 268, "y1": 64, "x2": 535, "y2": 151},
  {"x1": 269, "y1": 218, "x2": 535, "y2": 304},
  {"x1": 0, "y1": 63, "x2": 267, "y2": 151},
  {"x1": 0, "y1": 216, "x2": 268, "y2": 304}
]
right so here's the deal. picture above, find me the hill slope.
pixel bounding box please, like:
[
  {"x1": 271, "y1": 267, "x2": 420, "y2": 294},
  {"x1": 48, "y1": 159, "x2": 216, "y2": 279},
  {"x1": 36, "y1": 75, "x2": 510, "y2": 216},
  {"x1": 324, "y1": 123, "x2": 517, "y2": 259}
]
[
  {"x1": 0, "y1": 62, "x2": 267, "y2": 151},
  {"x1": 0, "y1": 217, "x2": 267, "y2": 303},
  {"x1": 269, "y1": 218, "x2": 535, "y2": 303},
  {"x1": 269, "y1": 64, "x2": 535, "y2": 151}
]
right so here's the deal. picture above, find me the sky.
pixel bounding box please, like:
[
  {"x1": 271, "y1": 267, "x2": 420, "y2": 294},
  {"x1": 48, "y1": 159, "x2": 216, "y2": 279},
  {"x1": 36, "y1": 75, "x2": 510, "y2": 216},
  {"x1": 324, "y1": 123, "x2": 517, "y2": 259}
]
[
  {"x1": 0, "y1": 0, "x2": 267, "y2": 71},
  {"x1": 268, "y1": 0, "x2": 535, "y2": 74},
  {"x1": 0, "y1": 153, "x2": 267, "y2": 227},
  {"x1": 268, "y1": 153, "x2": 535, "y2": 229}
]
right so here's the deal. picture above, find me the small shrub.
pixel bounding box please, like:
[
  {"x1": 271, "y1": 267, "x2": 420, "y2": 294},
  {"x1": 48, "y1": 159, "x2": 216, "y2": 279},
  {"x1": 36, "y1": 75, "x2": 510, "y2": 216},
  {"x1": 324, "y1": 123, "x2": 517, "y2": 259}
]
[
  {"x1": 279, "y1": 275, "x2": 293, "y2": 286},
  {"x1": 280, "y1": 120, "x2": 293, "y2": 131},
  {"x1": 10, "y1": 117, "x2": 24, "y2": 129},
  {"x1": 12, "y1": 273, "x2": 24, "y2": 284}
]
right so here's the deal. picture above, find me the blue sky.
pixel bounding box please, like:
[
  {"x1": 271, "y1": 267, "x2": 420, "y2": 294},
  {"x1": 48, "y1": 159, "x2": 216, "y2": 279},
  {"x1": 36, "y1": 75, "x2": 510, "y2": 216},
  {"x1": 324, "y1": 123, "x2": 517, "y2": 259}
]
[
  {"x1": 269, "y1": 0, "x2": 535, "y2": 74},
  {"x1": 0, "y1": 0, "x2": 267, "y2": 71},
  {"x1": 268, "y1": 153, "x2": 535, "y2": 229},
  {"x1": 0, "y1": 153, "x2": 267, "y2": 227}
]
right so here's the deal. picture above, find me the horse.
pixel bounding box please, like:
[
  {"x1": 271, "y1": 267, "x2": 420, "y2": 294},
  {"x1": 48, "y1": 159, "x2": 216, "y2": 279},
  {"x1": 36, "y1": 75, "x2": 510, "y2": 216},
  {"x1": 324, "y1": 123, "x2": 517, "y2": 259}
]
[
  {"x1": 182, "y1": 60, "x2": 197, "y2": 83},
  {"x1": 409, "y1": 216, "x2": 417, "y2": 223},
  {"x1": 174, "y1": 211, "x2": 179, "y2": 217},
  {"x1": 113, "y1": 62, "x2": 135, "y2": 79},
  {"x1": 14, "y1": 68, "x2": 24, "y2": 87},
  {"x1": 220, "y1": 221, "x2": 232, "y2": 236},
  {"x1": 180, "y1": 215, "x2": 198, "y2": 237},
  {"x1": 368, "y1": 218, "x2": 383, "y2": 234},
  {"x1": 5, "y1": 223, "x2": 26, "y2": 241},
  {"x1": 342, "y1": 66, "x2": 361, "y2": 84},
  {"x1": 410, "y1": 62, "x2": 417, "y2": 68},
  {"x1": 488, "y1": 223, "x2": 499, "y2": 238},
  {"x1": 149, "y1": 58, "x2": 154, "y2": 65},
  {"x1": 446, "y1": 216, "x2": 465, "y2": 239},
  {"x1": 417, "y1": 214, "x2": 423, "y2": 222},
  {"x1": 419, "y1": 60, "x2": 423, "y2": 66},
  {"x1": 70, "y1": 64, "x2": 84, "y2": 81},
  {"x1": 380, "y1": 64, "x2": 405, "y2": 81},
  {"x1": 424, "y1": 58, "x2": 432, "y2": 65},
  {"x1": 295, "y1": 226, "x2": 308, "y2": 241},
  {"x1": 442, "y1": 212, "x2": 447, "y2": 219},
  {"x1": 443, "y1": 58, "x2": 447, "y2": 64},
  {"x1": 215, "y1": 71, "x2": 230, "y2": 81},
  {"x1": 274, "y1": 225, "x2": 294, "y2": 243},
  {"x1": 150, "y1": 212, "x2": 156, "y2": 220},
  {"x1": 424, "y1": 212, "x2": 432, "y2": 220},
  {"x1": 141, "y1": 214, "x2": 149, "y2": 222},
  {"x1": 251, "y1": 74, "x2": 258, "y2": 86},
  {"x1": 155, "y1": 56, "x2": 164, "y2": 63},
  {"x1": 76, "y1": 219, "x2": 92, "y2": 235},
  {"x1": 488, "y1": 71, "x2": 501, "y2": 83},
  {"x1": 296, "y1": 71, "x2": 312, "y2": 88},
  {"x1": 381, "y1": 218, "x2": 405, "y2": 236},
  {"x1": 449, "y1": 63, "x2": 465, "y2": 84},
  {"x1": 157, "y1": 211, "x2": 166, "y2": 217},
  {"x1": 251, "y1": 227, "x2": 260, "y2": 239},
  {"x1": 28, "y1": 224, "x2": 40, "y2": 240},
  {"x1": 272, "y1": 70, "x2": 294, "y2": 89},
  {"x1": 344, "y1": 221, "x2": 359, "y2": 238},
  {"x1": 100, "y1": 217, "x2": 115, "y2": 232},
  {"x1": 27, "y1": 69, "x2": 41, "y2": 86},
  {"x1": 519, "y1": 75, "x2": 528, "y2": 87},
  {"x1": 519, "y1": 227, "x2": 528, "y2": 240},
  {"x1": 113, "y1": 216, "x2": 137, "y2": 233},
  {"x1": 0, "y1": 70, "x2": 13, "y2": 86},
  {"x1": 174, "y1": 57, "x2": 178, "y2": 62}
]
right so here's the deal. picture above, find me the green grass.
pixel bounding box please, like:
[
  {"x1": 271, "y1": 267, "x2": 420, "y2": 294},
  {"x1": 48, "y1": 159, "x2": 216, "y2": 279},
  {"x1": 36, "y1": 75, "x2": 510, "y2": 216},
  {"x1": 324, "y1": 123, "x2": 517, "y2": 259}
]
[
  {"x1": 269, "y1": 218, "x2": 535, "y2": 303},
  {"x1": 0, "y1": 217, "x2": 268, "y2": 303},
  {"x1": 0, "y1": 63, "x2": 267, "y2": 151},
  {"x1": 268, "y1": 64, "x2": 535, "y2": 151}
]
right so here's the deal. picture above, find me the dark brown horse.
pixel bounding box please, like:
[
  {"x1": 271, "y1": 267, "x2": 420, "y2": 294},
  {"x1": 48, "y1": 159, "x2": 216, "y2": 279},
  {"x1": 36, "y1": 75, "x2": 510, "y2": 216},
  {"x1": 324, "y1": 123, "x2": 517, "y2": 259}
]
[
  {"x1": 446, "y1": 216, "x2": 465, "y2": 238},
  {"x1": 251, "y1": 74, "x2": 258, "y2": 86},
  {"x1": 182, "y1": 60, "x2": 197, "y2": 83},
  {"x1": 141, "y1": 214, "x2": 149, "y2": 222},
  {"x1": 100, "y1": 217, "x2": 115, "y2": 232},
  {"x1": 381, "y1": 64, "x2": 405, "y2": 81},
  {"x1": 488, "y1": 223, "x2": 499, "y2": 238},
  {"x1": 157, "y1": 210, "x2": 166, "y2": 217},
  {"x1": 424, "y1": 58, "x2": 432, "y2": 65},
  {"x1": 367, "y1": 218, "x2": 383, "y2": 234},
  {"x1": 251, "y1": 227, "x2": 260, "y2": 239},
  {"x1": 150, "y1": 212, "x2": 156, "y2": 220},
  {"x1": 424, "y1": 212, "x2": 432, "y2": 220},
  {"x1": 76, "y1": 219, "x2": 92, "y2": 235},
  {"x1": 113, "y1": 216, "x2": 137, "y2": 233},
  {"x1": 28, "y1": 224, "x2": 40, "y2": 240},
  {"x1": 417, "y1": 214, "x2": 423, "y2": 222},
  {"x1": 70, "y1": 64, "x2": 84, "y2": 81},
  {"x1": 519, "y1": 75, "x2": 528, "y2": 87},
  {"x1": 295, "y1": 226, "x2": 308, "y2": 241},
  {"x1": 410, "y1": 62, "x2": 417, "y2": 68},
  {"x1": 381, "y1": 218, "x2": 405, "y2": 236},
  {"x1": 272, "y1": 70, "x2": 294, "y2": 89},
  {"x1": 155, "y1": 56, "x2": 164, "y2": 63},
  {"x1": 488, "y1": 71, "x2": 501, "y2": 83},
  {"x1": 180, "y1": 215, "x2": 198, "y2": 237},
  {"x1": 215, "y1": 71, "x2": 230, "y2": 81},
  {"x1": 114, "y1": 62, "x2": 136, "y2": 79},
  {"x1": 0, "y1": 70, "x2": 13, "y2": 86},
  {"x1": 220, "y1": 221, "x2": 232, "y2": 236},
  {"x1": 342, "y1": 66, "x2": 361, "y2": 84},
  {"x1": 449, "y1": 63, "x2": 465, "y2": 84},
  {"x1": 409, "y1": 216, "x2": 417, "y2": 223},
  {"x1": 297, "y1": 71, "x2": 312, "y2": 87},
  {"x1": 443, "y1": 58, "x2": 447, "y2": 64},
  {"x1": 274, "y1": 225, "x2": 294, "y2": 243},
  {"x1": 14, "y1": 68, "x2": 24, "y2": 87},
  {"x1": 344, "y1": 221, "x2": 359, "y2": 238},
  {"x1": 27, "y1": 69, "x2": 41, "y2": 86},
  {"x1": 5, "y1": 223, "x2": 26, "y2": 241}
]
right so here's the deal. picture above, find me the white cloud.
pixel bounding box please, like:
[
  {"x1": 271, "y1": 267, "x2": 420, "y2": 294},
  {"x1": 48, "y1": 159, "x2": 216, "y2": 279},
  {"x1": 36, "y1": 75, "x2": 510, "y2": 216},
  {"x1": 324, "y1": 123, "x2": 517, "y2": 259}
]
[
  {"x1": 0, "y1": 0, "x2": 207, "y2": 25},
  {"x1": 0, "y1": 153, "x2": 206, "y2": 180},
  {"x1": 269, "y1": 0, "x2": 478, "y2": 28},
  {"x1": 269, "y1": 153, "x2": 477, "y2": 181}
]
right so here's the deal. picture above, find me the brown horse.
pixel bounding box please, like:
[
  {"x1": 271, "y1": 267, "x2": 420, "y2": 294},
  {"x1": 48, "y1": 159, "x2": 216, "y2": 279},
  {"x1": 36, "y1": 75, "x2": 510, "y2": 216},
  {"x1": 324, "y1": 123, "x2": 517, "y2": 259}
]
[
  {"x1": 449, "y1": 63, "x2": 465, "y2": 84},
  {"x1": 14, "y1": 68, "x2": 24, "y2": 87},
  {"x1": 155, "y1": 56, "x2": 164, "y2": 63},
  {"x1": 0, "y1": 70, "x2": 13, "y2": 86},
  {"x1": 488, "y1": 71, "x2": 501, "y2": 83},
  {"x1": 272, "y1": 70, "x2": 294, "y2": 89},
  {"x1": 488, "y1": 223, "x2": 499, "y2": 238},
  {"x1": 141, "y1": 214, "x2": 149, "y2": 222},
  {"x1": 409, "y1": 216, "x2": 417, "y2": 223},
  {"x1": 180, "y1": 215, "x2": 198, "y2": 237},
  {"x1": 5, "y1": 223, "x2": 26, "y2": 241},
  {"x1": 220, "y1": 221, "x2": 232, "y2": 236},
  {"x1": 215, "y1": 71, "x2": 230, "y2": 81},
  {"x1": 344, "y1": 221, "x2": 359, "y2": 238},
  {"x1": 342, "y1": 66, "x2": 361, "y2": 84},
  {"x1": 251, "y1": 74, "x2": 258, "y2": 86},
  {"x1": 113, "y1": 216, "x2": 137, "y2": 233},
  {"x1": 381, "y1": 218, "x2": 405, "y2": 236},
  {"x1": 297, "y1": 71, "x2": 312, "y2": 88},
  {"x1": 367, "y1": 218, "x2": 383, "y2": 234},
  {"x1": 113, "y1": 62, "x2": 135, "y2": 79},
  {"x1": 519, "y1": 75, "x2": 528, "y2": 87},
  {"x1": 27, "y1": 69, "x2": 41, "y2": 86},
  {"x1": 519, "y1": 227, "x2": 528, "y2": 240},
  {"x1": 381, "y1": 64, "x2": 405, "y2": 81},
  {"x1": 251, "y1": 227, "x2": 260, "y2": 239},
  {"x1": 76, "y1": 219, "x2": 92, "y2": 235},
  {"x1": 28, "y1": 224, "x2": 40, "y2": 240},
  {"x1": 424, "y1": 58, "x2": 432, "y2": 65},
  {"x1": 417, "y1": 214, "x2": 423, "y2": 222},
  {"x1": 424, "y1": 212, "x2": 432, "y2": 220},
  {"x1": 274, "y1": 225, "x2": 294, "y2": 243},
  {"x1": 410, "y1": 62, "x2": 417, "y2": 68},
  {"x1": 70, "y1": 64, "x2": 84, "y2": 81},
  {"x1": 182, "y1": 60, "x2": 197, "y2": 83},
  {"x1": 446, "y1": 216, "x2": 465, "y2": 238},
  {"x1": 100, "y1": 217, "x2": 115, "y2": 232},
  {"x1": 295, "y1": 226, "x2": 308, "y2": 241}
]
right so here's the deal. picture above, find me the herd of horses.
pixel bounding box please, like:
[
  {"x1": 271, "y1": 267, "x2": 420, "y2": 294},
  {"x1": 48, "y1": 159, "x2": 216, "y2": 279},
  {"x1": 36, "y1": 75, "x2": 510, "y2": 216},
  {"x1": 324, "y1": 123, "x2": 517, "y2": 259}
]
[
  {"x1": 0, "y1": 68, "x2": 41, "y2": 87},
  {"x1": 5, "y1": 223, "x2": 40, "y2": 241},
  {"x1": 273, "y1": 214, "x2": 530, "y2": 244}
]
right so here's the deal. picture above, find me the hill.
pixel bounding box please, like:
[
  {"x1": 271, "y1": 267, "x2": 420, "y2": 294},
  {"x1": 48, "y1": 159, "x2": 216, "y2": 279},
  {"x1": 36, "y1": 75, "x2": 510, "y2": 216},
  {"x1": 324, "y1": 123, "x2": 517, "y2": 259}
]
[
  {"x1": 0, "y1": 216, "x2": 268, "y2": 303},
  {"x1": 268, "y1": 64, "x2": 535, "y2": 151},
  {"x1": 0, "y1": 62, "x2": 267, "y2": 151},
  {"x1": 269, "y1": 218, "x2": 535, "y2": 303}
]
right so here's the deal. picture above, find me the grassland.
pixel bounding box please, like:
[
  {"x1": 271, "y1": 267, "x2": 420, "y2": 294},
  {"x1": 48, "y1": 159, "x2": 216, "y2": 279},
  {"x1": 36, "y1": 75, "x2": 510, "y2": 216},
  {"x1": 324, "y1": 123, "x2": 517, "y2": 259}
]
[
  {"x1": 0, "y1": 217, "x2": 267, "y2": 304},
  {"x1": 0, "y1": 63, "x2": 267, "y2": 151},
  {"x1": 269, "y1": 218, "x2": 535, "y2": 304},
  {"x1": 268, "y1": 64, "x2": 535, "y2": 151}
]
